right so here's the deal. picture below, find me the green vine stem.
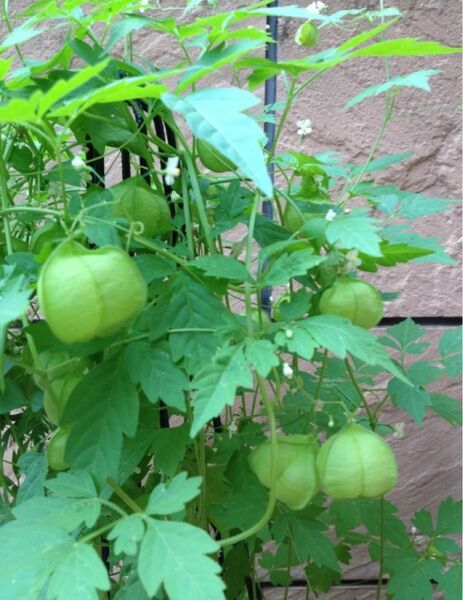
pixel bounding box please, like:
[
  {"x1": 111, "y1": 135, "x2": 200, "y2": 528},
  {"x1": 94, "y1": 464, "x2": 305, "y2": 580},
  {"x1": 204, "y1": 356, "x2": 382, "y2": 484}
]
[
  {"x1": 244, "y1": 194, "x2": 260, "y2": 337},
  {"x1": 375, "y1": 495, "x2": 386, "y2": 600},
  {"x1": 107, "y1": 476, "x2": 143, "y2": 513},
  {"x1": 344, "y1": 357, "x2": 375, "y2": 429},
  {"x1": 218, "y1": 374, "x2": 277, "y2": 548}
]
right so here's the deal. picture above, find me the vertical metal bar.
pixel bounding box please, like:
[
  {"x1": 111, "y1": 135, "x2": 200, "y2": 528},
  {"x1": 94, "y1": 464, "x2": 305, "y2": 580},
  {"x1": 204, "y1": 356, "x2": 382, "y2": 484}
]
[
  {"x1": 261, "y1": 2, "x2": 278, "y2": 316},
  {"x1": 121, "y1": 149, "x2": 131, "y2": 180},
  {"x1": 86, "y1": 139, "x2": 105, "y2": 187}
]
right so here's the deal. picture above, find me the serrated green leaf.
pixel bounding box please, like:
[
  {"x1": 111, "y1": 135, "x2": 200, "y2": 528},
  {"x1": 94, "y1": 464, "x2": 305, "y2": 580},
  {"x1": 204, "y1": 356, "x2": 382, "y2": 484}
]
[
  {"x1": 134, "y1": 254, "x2": 176, "y2": 283},
  {"x1": 436, "y1": 497, "x2": 462, "y2": 535},
  {"x1": 383, "y1": 318, "x2": 426, "y2": 353},
  {"x1": 0, "y1": 23, "x2": 45, "y2": 51},
  {"x1": 359, "y1": 242, "x2": 433, "y2": 271},
  {"x1": 146, "y1": 472, "x2": 202, "y2": 516},
  {"x1": 125, "y1": 341, "x2": 188, "y2": 410},
  {"x1": 388, "y1": 379, "x2": 431, "y2": 425},
  {"x1": 151, "y1": 272, "x2": 232, "y2": 373},
  {"x1": 13, "y1": 496, "x2": 101, "y2": 531},
  {"x1": 108, "y1": 514, "x2": 145, "y2": 556},
  {"x1": 383, "y1": 226, "x2": 456, "y2": 265},
  {"x1": 407, "y1": 361, "x2": 443, "y2": 385},
  {"x1": 289, "y1": 514, "x2": 340, "y2": 572},
  {"x1": 46, "y1": 542, "x2": 110, "y2": 600},
  {"x1": 275, "y1": 326, "x2": 317, "y2": 360},
  {"x1": 106, "y1": 15, "x2": 153, "y2": 50},
  {"x1": 16, "y1": 452, "x2": 48, "y2": 505},
  {"x1": 386, "y1": 549, "x2": 442, "y2": 600},
  {"x1": 302, "y1": 316, "x2": 408, "y2": 382},
  {"x1": 0, "y1": 520, "x2": 69, "y2": 599},
  {"x1": 430, "y1": 393, "x2": 462, "y2": 426},
  {"x1": 352, "y1": 37, "x2": 462, "y2": 59},
  {"x1": 350, "y1": 151, "x2": 413, "y2": 176},
  {"x1": 192, "y1": 255, "x2": 252, "y2": 282},
  {"x1": 326, "y1": 210, "x2": 382, "y2": 256},
  {"x1": 412, "y1": 508, "x2": 434, "y2": 536},
  {"x1": 437, "y1": 564, "x2": 462, "y2": 600},
  {"x1": 60, "y1": 359, "x2": 139, "y2": 486},
  {"x1": 138, "y1": 518, "x2": 224, "y2": 600},
  {"x1": 151, "y1": 424, "x2": 191, "y2": 477},
  {"x1": 245, "y1": 339, "x2": 279, "y2": 377},
  {"x1": 260, "y1": 250, "x2": 324, "y2": 287},
  {"x1": 45, "y1": 470, "x2": 97, "y2": 499},
  {"x1": 0, "y1": 268, "x2": 32, "y2": 329},
  {"x1": 163, "y1": 88, "x2": 272, "y2": 196},
  {"x1": 439, "y1": 327, "x2": 462, "y2": 378},
  {"x1": 345, "y1": 69, "x2": 441, "y2": 109},
  {"x1": 190, "y1": 345, "x2": 252, "y2": 437},
  {"x1": 179, "y1": 40, "x2": 264, "y2": 91}
]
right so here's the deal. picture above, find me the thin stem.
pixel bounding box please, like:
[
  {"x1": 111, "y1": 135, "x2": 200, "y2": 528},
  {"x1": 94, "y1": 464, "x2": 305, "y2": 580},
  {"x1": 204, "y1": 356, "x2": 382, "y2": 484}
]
[
  {"x1": 218, "y1": 375, "x2": 277, "y2": 547},
  {"x1": 375, "y1": 495, "x2": 385, "y2": 600},
  {"x1": 245, "y1": 195, "x2": 260, "y2": 337},
  {"x1": 339, "y1": 94, "x2": 395, "y2": 207},
  {"x1": 344, "y1": 358, "x2": 374, "y2": 428},
  {"x1": 107, "y1": 477, "x2": 143, "y2": 513},
  {"x1": 313, "y1": 349, "x2": 329, "y2": 404},
  {"x1": 268, "y1": 77, "x2": 297, "y2": 163}
]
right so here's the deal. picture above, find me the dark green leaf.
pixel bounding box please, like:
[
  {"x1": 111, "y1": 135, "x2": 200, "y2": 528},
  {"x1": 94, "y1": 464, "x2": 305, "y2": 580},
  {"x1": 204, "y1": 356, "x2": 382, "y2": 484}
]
[
  {"x1": 190, "y1": 345, "x2": 252, "y2": 437},
  {"x1": 16, "y1": 453, "x2": 48, "y2": 505},
  {"x1": 138, "y1": 518, "x2": 224, "y2": 599},
  {"x1": 388, "y1": 379, "x2": 431, "y2": 425},
  {"x1": 60, "y1": 359, "x2": 139, "y2": 486},
  {"x1": 146, "y1": 472, "x2": 202, "y2": 516}
]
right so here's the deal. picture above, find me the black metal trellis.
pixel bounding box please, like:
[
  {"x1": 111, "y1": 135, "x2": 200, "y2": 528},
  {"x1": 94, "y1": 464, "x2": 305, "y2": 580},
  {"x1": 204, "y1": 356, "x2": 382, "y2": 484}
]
[{"x1": 81, "y1": 6, "x2": 461, "y2": 597}]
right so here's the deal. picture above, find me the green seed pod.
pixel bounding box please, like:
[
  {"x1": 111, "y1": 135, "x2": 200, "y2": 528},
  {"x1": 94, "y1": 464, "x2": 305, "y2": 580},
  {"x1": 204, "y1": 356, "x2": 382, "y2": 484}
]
[
  {"x1": 197, "y1": 139, "x2": 236, "y2": 173},
  {"x1": 37, "y1": 240, "x2": 147, "y2": 344},
  {"x1": 249, "y1": 435, "x2": 319, "y2": 510},
  {"x1": 316, "y1": 423, "x2": 398, "y2": 500},
  {"x1": 47, "y1": 427, "x2": 72, "y2": 471},
  {"x1": 273, "y1": 293, "x2": 291, "y2": 322},
  {"x1": 295, "y1": 21, "x2": 319, "y2": 48},
  {"x1": 30, "y1": 221, "x2": 65, "y2": 254},
  {"x1": 112, "y1": 185, "x2": 172, "y2": 237},
  {"x1": 43, "y1": 371, "x2": 82, "y2": 425},
  {"x1": 319, "y1": 277, "x2": 383, "y2": 329}
]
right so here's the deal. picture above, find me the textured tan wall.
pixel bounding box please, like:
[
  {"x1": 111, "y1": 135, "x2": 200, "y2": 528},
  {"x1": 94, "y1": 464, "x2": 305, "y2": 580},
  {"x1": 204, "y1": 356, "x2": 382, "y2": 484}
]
[{"x1": 3, "y1": 0, "x2": 462, "y2": 594}]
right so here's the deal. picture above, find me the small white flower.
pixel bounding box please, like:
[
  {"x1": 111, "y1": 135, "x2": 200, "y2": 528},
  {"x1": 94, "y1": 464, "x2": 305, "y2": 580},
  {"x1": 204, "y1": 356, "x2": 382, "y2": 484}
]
[
  {"x1": 71, "y1": 155, "x2": 86, "y2": 170},
  {"x1": 164, "y1": 156, "x2": 180, "y2": 186},
  {"x1": 393, "y1": 422, "x2": 405, "y2": 438},
  {"x1": 228, "y1": 417, "x2": 238, "y2": 438},
  {"x1": 285, "y1": 329, "x2": 293, "y2": 339},
  {"x1": 307, "y1": 1, "x2": 326, "y2": 14},
  {"x1": 325, "y1": 208, "x2": 336, "y2": 222},
  {"x1": 328, "y1": 415, "x2": 335, "y2": 428},
  {"x1": 341, "y1": 249, "x2": 362, "y2": 273},
  {"x1": 297, "y1": 118, "x2": 313, "y2": 137},
  {"x1": 139, "y1": 0, "x2": 150, "y2": 12},
  {"x1": 283, "y1": 362, "x2": 293, "y2": 379},
  {"x1": 269, "y1": 295, "x2": 274, "y2": 303}
]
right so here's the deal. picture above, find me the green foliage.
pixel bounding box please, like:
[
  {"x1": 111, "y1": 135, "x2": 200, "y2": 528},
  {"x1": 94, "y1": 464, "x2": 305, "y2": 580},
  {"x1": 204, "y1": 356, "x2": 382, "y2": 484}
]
[{"x1": 0, "y1": 1, "x2": 460, "y2": 598}]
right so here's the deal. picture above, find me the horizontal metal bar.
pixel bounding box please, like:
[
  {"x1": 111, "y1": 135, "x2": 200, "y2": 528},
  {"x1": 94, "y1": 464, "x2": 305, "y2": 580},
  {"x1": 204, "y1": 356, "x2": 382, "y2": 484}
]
[
  {"x1": 378, "y1": 316, "x2": 462, "y2": 327},
  {"x1": 261, "y1": 578, "x2": 390, "y2": 589}
]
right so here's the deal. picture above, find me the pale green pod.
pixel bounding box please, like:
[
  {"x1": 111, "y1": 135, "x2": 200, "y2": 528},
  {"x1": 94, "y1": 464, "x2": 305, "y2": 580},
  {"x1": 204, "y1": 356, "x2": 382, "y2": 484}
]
[
  {"x1": 249, "y1": 435, "x2": 319, "y2": 510},
  {"x1": 316, "y1": 423, "x2": 398, "y2": 500},
  {"x1": 319, "y1": 277, "x2": 383, "y2": 329},
  {"x1": 38, "y1": 240, "x2": 147, "y2": 344},
  {"x1": 197, "y1": 139, "x2": 235, "y2": 173},
  {"x1": 112, "y1": 184, "x2": 172, "y2": 237},
  {"x1": 47, "y1": 426, "x2": 71, "y2": 471}
]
